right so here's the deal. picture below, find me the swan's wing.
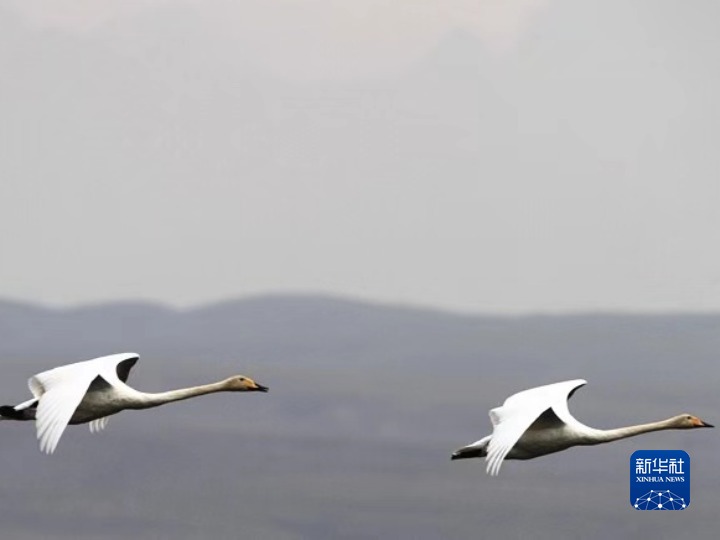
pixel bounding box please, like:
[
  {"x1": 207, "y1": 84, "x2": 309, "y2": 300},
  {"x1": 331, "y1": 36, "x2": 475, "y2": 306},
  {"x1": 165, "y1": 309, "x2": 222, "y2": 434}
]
[
  {"x1": 88, "y1": 417, "x2": 110, "y2": 434},
  {"x1": 33, "y1": 372, "x2": 100, "y2": 454},
  {"x1": 485, "y1": 379, "x2": 588, "y2": 476},
  {"x1": 486, "y1": 404, "x2": 549, "y2": 476},
  {"x1": 90, "y1": 353, "x2": 139, "y2": 385},
  {"x1": 548, "y1": 380, "x2": 588, "y2": 427},
  {"x1": 502, "y1": 379, "x2": 587, "y2": 411},
  {"x1": 28, "y1": 353, "x2": 139, "y2": 453},
  {"x1": 29, "y1": 353, "x2": 139, "y2": 395},
  {"x1": 29, "y1": 355, "x2": 135, "y2": 454}
]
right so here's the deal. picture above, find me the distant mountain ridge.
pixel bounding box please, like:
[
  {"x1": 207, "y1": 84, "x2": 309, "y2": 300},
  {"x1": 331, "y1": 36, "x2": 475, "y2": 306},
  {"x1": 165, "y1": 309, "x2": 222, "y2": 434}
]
[
  {"x1": 1, "y1": 295, "x2": 720, "y2": 384},
  {"x1": 0, "y1": 294, "x2": 465, "y2": 361}
]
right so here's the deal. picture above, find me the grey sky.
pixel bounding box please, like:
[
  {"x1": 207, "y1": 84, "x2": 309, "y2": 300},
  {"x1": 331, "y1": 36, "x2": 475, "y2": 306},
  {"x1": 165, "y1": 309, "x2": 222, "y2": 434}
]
[{"x1": 1, "y1": 0, "x2": 720, "y2": 313}]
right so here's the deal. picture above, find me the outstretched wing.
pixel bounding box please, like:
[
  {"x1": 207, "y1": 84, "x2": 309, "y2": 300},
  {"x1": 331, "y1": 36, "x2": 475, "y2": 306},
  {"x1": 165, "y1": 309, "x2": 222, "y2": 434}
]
[
  {"x1": 486, "y1": 405, "x2": 548, "y2": 476},
  {"x1": 485, "y1": 379, "x2": 587, "y2": 476},
  {"x1": 32, "y1": 371, "x2": 100, "y2": 454},
  {"x1": 29, "y1": 353, "x2": 140, "y2": 454}
]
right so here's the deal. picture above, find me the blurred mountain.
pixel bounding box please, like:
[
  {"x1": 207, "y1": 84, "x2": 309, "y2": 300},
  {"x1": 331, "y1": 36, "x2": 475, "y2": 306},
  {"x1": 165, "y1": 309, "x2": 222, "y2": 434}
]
[{"x1": 2, "y1": 294, "x2": 720, "y2": 383}]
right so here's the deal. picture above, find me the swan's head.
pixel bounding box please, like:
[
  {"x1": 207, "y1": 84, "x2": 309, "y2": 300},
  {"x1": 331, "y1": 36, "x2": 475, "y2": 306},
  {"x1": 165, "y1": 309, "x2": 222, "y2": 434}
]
[
  {"x1": 224, "y1": 376, "x2": 269, "y2": 392},
  {"x1": 673, "y1": 414, "x2": 713, "y2": 429}
]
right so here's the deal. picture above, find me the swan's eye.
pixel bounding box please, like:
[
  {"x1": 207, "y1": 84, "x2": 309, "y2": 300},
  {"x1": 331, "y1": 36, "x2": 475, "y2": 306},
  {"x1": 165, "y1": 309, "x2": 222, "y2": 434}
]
[{"x1": 238, "y1": 377, "x2": 246, "y2": 382}]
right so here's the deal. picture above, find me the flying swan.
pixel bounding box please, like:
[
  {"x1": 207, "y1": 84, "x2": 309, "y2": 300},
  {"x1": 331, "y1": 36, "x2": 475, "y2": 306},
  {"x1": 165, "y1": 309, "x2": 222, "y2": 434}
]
[
  {"x1": 0, "y1": 352, "x2": 268, "y2": 454},
  {"x1": 451, "y1": 379, "x2": 712, "y2": 475}
]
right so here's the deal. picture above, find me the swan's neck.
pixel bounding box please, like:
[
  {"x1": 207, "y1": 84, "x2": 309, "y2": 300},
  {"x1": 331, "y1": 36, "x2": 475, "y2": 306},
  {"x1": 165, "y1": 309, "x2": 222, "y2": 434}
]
[
  {"x1": 133, "y1": 381, "x2": 228, "y2": 409},
  {"x1": 587, "y1": 417, "x2": 679, "y2": 444}
]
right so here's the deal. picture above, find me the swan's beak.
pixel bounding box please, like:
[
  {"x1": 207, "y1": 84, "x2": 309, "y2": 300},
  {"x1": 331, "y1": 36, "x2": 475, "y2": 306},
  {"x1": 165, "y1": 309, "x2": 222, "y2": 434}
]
[
  {"x1": 693, "y1": 416, "x2": 713, "y2": 428},
  {"x1": 252, "y1": 383, "x2": 269, "y2": 392}
]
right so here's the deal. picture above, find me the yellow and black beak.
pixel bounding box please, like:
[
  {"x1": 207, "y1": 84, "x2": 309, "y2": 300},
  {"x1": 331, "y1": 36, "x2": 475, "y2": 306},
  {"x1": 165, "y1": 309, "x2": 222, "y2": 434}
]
[
  {"x1": 252, "y1": 382, "x2": 269, "y2": 393},
  {"x1": 693, "y1": 416, "x2": 713, "y2": 428}
]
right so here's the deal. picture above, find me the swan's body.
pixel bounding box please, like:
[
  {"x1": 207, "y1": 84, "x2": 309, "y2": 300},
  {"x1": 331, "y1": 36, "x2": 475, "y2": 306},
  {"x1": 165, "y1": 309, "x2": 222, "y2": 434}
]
[
  {"x1": 0, "y1": 353, "x2": 268, "y2": 454},
  {"x1": 451, "y1": 379, "x2": 712, "y2": 475}
]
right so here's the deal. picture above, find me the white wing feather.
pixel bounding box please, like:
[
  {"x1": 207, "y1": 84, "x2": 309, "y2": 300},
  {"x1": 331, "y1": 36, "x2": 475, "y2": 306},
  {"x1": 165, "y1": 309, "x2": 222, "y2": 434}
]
[
  {"x1": 13, "y1": 397, "x2": 39, "y2": 411},
  {"x1": 485, "y1": 379, "x2": 587, "y2": 476}
]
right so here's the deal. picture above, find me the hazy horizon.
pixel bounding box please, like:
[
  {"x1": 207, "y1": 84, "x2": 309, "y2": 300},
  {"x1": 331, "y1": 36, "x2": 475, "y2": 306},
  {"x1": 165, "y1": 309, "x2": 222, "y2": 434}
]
[
  {"x1": 3, "y1": 1, "x2": 720, "y2": 313},
  {"x1": 8, "y1": 290, "x2": 720, "y2": 317}
]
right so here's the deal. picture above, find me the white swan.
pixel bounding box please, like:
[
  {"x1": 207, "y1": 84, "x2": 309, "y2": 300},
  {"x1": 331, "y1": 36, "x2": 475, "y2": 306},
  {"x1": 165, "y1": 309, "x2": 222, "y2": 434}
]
[
  {"x1": 451, "y1": 379, "x2": 713, "y2": 475},
  {"x1": 0, "y1": 352, "x2": 268, "y2": 454}
]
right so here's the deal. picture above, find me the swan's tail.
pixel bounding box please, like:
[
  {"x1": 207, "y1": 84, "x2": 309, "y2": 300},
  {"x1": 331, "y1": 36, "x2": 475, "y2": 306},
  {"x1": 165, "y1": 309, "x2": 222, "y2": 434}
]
[
  {"x1": 0, "y1": 400, "x2": 38, "y2": 421},
  {"x1": 0, "y1": 406, "x2": 23, "y2": 420},
  {"x1": 450, "y1": 436, "x2": 491, "y2": 461}
]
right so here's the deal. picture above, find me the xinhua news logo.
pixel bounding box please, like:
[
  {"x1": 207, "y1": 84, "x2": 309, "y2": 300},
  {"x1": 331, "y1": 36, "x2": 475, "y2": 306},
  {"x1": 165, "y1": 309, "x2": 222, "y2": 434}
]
[{"x1": 630, "y1": 450, "x2": 690, "y2": 510}]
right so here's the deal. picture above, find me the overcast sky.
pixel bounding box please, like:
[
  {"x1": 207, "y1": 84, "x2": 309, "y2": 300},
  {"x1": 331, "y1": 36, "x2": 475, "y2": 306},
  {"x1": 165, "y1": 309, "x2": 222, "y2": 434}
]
[{"x1": 1, "y1": 0, "x2": 719, "y2": 313}]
